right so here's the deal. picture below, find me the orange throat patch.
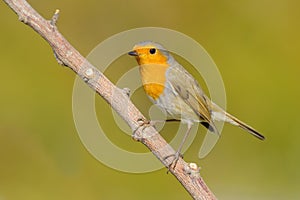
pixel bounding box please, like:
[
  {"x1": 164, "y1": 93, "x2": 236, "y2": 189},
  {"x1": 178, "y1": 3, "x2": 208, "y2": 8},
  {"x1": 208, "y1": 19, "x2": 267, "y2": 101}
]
[{"x1": 139, "y1": 64, "x2": 168, "y2": 100}]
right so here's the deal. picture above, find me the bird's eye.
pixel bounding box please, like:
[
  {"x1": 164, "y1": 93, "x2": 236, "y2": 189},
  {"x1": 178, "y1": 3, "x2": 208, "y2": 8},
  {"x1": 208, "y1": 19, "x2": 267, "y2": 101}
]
[{"x1": 149, "y1": 48, "x2": 156, "y2": 54}]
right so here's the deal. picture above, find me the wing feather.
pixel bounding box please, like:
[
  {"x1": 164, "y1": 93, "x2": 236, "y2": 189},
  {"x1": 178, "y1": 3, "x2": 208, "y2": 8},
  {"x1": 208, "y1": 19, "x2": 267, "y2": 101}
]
[{"x1": 166, "y1": 63, "x2": 218, "y2": 133}]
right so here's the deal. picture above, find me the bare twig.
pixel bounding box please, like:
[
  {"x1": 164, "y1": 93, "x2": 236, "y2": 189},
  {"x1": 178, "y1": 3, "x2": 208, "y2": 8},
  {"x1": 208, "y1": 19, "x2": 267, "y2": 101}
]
[
  {"x1": 3, "y1": 0, "x2": 217, "y2": 199},
  {"x1": 50, "y1": 9, "x2": 60, "y2": 26}
]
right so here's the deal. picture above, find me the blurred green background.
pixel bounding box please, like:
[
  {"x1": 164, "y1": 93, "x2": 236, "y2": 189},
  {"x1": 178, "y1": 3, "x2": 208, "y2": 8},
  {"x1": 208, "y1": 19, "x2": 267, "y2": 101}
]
[{"x1": 1, "y1": 0, "x2": 300, "y2": 199}]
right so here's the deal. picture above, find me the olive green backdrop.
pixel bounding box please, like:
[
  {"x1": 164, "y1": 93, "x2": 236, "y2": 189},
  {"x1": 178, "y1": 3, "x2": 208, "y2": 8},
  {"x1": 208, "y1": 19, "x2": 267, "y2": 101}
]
[{"x1": 1, "y1": 0, "x2": 299, "y2": 199}]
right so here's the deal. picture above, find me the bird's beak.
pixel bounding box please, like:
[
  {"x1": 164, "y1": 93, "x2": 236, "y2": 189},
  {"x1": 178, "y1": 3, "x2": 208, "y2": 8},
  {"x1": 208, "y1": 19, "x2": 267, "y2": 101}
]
[{"x1": 128, "y1": 50, "x2": 138, "y2": 56}]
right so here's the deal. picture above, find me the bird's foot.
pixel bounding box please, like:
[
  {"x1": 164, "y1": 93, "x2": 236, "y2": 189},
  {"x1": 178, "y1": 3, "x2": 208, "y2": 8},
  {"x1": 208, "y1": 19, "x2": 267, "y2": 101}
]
[
  {"x1": 164, "y1": 151, "x2": 183, "y2": 173},
  {"x1": 132, "y1": 118, "x2": 155, "y2": 141}
]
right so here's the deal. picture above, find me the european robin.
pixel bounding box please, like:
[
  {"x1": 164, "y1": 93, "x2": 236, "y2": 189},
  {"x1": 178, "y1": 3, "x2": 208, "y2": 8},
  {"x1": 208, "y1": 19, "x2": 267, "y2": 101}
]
[{"x1": 128, "y1": 41, "x2": 264, "y2": 167}]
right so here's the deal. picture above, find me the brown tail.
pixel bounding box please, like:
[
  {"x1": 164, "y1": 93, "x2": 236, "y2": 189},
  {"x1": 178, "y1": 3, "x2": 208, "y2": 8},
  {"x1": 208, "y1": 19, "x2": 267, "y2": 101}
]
[{"x1": 225, "y1": 112, "x2": 265, "y2": 140}]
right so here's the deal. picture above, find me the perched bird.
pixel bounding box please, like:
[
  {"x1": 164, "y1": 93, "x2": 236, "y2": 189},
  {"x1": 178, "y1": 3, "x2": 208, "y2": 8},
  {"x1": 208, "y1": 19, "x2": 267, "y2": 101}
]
[{"x1": 128, "y1": 41, "x2": 264, "y2": 167}]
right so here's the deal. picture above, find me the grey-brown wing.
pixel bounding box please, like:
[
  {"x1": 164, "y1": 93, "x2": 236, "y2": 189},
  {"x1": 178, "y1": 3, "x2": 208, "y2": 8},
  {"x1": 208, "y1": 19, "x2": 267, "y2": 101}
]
[{"x1": 166, "y1": 63, "x2": 217, "y2": 132}]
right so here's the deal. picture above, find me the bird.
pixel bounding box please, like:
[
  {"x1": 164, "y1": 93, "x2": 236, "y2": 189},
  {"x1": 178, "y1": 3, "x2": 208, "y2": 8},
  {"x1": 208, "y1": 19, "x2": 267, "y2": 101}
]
[{"x1": 128, "y1": 41, "x2": 265, "y2": 168}]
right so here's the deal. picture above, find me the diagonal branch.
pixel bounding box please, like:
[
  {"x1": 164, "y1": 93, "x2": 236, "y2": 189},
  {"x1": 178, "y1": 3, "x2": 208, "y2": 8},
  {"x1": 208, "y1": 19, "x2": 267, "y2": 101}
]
[{"x1": 3, "y1": 0, "x2": 216, "y2": 199}]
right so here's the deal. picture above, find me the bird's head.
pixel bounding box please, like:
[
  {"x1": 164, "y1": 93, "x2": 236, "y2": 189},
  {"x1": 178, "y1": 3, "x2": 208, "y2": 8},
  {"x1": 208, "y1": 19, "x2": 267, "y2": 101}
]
[{"x1": 128, "y1": 41, "x2": 173, "y2": 66}]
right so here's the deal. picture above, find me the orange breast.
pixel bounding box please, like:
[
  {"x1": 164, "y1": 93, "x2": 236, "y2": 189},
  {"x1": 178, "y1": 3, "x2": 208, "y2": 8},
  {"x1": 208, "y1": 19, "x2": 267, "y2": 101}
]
[
  {"x1": 143, "y1": 83, "x2": 165, "y2": 100},
  {"x1": 139, "y1": 64, "x2": 168, "y2": 100}
]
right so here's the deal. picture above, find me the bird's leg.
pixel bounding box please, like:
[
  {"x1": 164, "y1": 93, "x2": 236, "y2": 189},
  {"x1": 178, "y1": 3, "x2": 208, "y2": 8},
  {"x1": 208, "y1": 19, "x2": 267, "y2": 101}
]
[
  {"x1": 151, "y1": 119, "x2": 180, "y2": 129},
  {"x1": 140, "y1": 119, "x2": 180, "y2": 129},
  {"x1": 133, "y1": 118, "x2": 180, "y2": 140},
  {"x1": 132, "y1": 118, "x2": 151, "y2": 140},
  {"x1": 148, "y1": 119, "x2": 181, "y2": 125},
  {"x1": 164, "y1": 123, "x2": 192, "y2": 171}
]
